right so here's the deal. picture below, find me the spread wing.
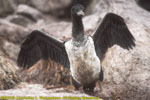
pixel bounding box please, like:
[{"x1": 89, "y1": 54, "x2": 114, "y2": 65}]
[
  {"x1": 93, "y1": 13, "x2": 135, "y2": 60},
  {"x1": 17, "y1": 30, "x2": 70, "y2": 68}
]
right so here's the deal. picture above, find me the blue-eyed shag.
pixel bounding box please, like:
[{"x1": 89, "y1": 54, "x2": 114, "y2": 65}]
[{"x1": 17, "y1": 4, "x2": 135, "y2": 91}]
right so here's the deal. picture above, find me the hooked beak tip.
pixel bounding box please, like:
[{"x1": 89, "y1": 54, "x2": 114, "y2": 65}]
[{"x1": 77, "y1": 10, "x2": 85, "y2": 16}]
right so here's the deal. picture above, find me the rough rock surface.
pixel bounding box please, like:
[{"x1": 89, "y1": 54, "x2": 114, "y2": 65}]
[
  {"x1": 14, "y1": 0, "x2": 73, "y2": 18},
  {"x1": 0, "y1": 20, "x2": 29, "y2": 60},
  {"x1": 30, "y1": 0, "x2": 72, "y2": 13},
  {"x1": 0, "y1": 0, "x2": 150, "y2": 100},
  {"x1": 0, "y1": 19, "x2": 29, "y2": 44},
  {"x1": 16, "y1": 4, "x2": 43, "y2": 22},
  {"x1": 0, "y1": 51, "x2": 20, "y2": 90},
  {"x1": 0, "y1": 83, "x2": 103, "y2": 100},
  {"x1": 0, "y1": 0, "x2": 16, "y2": 17},
  {"x1": 6, "y1": 15, "x2": 33, "y2": 27}
]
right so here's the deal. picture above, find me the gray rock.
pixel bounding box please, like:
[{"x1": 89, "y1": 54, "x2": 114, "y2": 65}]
[
  {"x1": 0, "y1": 19, "x2": 29, "y2": 44},
  {"x1": 0, "y1": 0, "x2": 16, "y2": 17},
  {"x1": 0, "y1": 51, "x2": 20, "y2": 90},
  {"x1": 16, "y1": 4, "x2": 43, "y2": 22},
  {"x1": 0, "y1": 38, "x2": 20, "y2": 61},
  {"x1": 14, "y1": 0, "x2": 31, "y2": 5},
  {"x1": 14, "y1": 0, "x2": 72, "y2": 17},
  {"x1": 0, "y1": 83, "x2": 103, "y2": 100},
  {"x1": 30, "y1": 0, "x2": 72, "y2": 13},
  {"x1": 6, "y1": 15, "x2": 33, "y2": 27}
]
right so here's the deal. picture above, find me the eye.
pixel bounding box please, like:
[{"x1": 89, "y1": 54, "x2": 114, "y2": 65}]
[
  {"x1": 80, "y1": 6, "x2": 84, "y2": 11},
  {"x1": 74, "y1": 8, "x2": 79, "y2": 13}
]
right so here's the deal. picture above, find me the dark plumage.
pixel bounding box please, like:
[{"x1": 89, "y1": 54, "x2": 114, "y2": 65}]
[
  {"x1": 17, "y1": 4, "x2": 135, "y2": 92},
  {"x1": 93, "y1": 13, "x2": 135, "y2": 60},
  {"x1": 17, "y1": 31, "x2": 70, "y2": 68}
]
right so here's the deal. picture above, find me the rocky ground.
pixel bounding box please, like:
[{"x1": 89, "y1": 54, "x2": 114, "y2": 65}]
[{"x1": 0, "y1": 0, "x2": 150, "y2": 100}]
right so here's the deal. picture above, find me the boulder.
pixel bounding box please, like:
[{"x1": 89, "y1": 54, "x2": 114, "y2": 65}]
[
  {"x1": 16, "y1": 4, "x2": 43, "y2": 22},
  {"x1": 0, "y1": 51, "x2": 20, "y2": 90},
  {"x1": 14, "y1": 0, "x2": 73, "y2": 18},
  {"x1": 6, "y1": 15, "x2": 33, "y2": 27},
  {"x1": 0, "y1": 0, "x2": 16, "y2": 17},
  {"x1": 0, "y1": 38, "x2": 20, "y2": 61},
  {"x1": 30, "y1": 0, "x2": 72, "y2": 13},
  {"x1": 14, "y1": 0, "x2": 31, "y2": 5},
  {"x1": 0, "y1": 19, "x2": 29, "y2": 44}
]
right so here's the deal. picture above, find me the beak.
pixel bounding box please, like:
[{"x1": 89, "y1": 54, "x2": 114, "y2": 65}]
[{"x1": 77, "y1": 10, "x2": 85, "y2": 16}]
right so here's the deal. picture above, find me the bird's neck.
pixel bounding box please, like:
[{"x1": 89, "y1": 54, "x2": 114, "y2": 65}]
[{"x1": 72, "y1": 15, "x2": 84, "y2": 41}]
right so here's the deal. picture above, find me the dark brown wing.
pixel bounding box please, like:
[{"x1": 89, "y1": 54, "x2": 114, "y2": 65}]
[
  {"x1": 93, "y1": 13, "x2": 135, "y2": 60},
  {"x1": 17, "y1": 30, "x2": 70, "y2": 68}
]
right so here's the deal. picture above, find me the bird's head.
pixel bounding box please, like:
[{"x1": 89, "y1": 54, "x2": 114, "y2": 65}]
[{"x1": 71, "y1": 4, "x2": 85, "y2": 17}]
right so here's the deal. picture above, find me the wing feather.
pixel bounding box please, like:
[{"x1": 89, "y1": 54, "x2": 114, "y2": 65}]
[
  {"x1": 93, "y1": 13, "x2": 135, "y2": 60},
  {"x1": 17, "y1": 30, "x2": 70, "y2": 68}
]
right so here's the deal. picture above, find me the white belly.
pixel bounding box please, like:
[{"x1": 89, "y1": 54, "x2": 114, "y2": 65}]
[{"x1": 65, "y1": 36, "x2": 101, "y2": 85}]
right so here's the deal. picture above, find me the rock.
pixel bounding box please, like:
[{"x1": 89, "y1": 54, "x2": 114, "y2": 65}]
[
  {"x1": 30, "y1": 21, "x2": 72, "y2": 39},
  {"x1": 30, "y1": 0, "x2": 72, "y2": 14},
  {"x1": 14, "y1": 0, "x2": 31, "y2": 5},
  {"x1": 0, "y1": 19, "x2": 30, "y2": 61},
  {"x1": 0, "y1": 19, "x2": 29, "y2": 44},
  {"x1": 15, "y1": 0, "x2": 73, "y2": 18},
  {"x1": 0, "y1": 38, "x2": 20, "y2": 61},
  {"x1": 0, "y1": 83, "x2": 103, "y2": 100},
  {"x1": 0, "y1": 0, "x2": 16, "y2": 17},
  {"x1": 16, "y1": 4, "x2": 43, "y2": 22},
  {"x1": 6, "y1": 15, "x2": 33, "y2": 27},
  {"x1": 0, "y1": 51, "x2": 20, "y2": 90}
]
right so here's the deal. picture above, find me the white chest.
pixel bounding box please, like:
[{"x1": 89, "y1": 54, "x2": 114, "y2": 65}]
[{"x1": 65, "y1": 37, "x2": 101, "y2": 85}]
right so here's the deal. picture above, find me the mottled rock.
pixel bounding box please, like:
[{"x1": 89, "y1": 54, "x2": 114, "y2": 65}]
[
  {"x1": 30, "y1": 0, "x2": 72, "y2": 14},
  {"x1": 14, "y1": 0, "x2": 31, "y2": 5},
  {"x1": 0, "y1": 0, "x2": 16, "y2": 17},
  {"x1": 13, "y1": 0, "x2": 92, "y2": 18},
  {"x1": 16, "y1": 4, "x2": 43, "y2": 22},
  {"x1": 0, "y1": 83, "x2": 103, "y2": 100},
  {"x1": 0, "y1": 38, "x2": 20, "y2": 61},
  {"x1": 0, "y1": 51, "x2": 20, "y2": 90},
  {"x1": 6, "y1": 15, "x2": 33, "y2": 27},
  {"x1": 30, "y1": 21, "x2": 72, "y2": 39},
  {"x1": 0, "y1": 19, "x2": 29, "y2": 44}
]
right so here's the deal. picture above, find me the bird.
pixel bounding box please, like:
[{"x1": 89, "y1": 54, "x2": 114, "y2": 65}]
[{"x1": 17, "y1": 4, "x2": 135, "y2": 92}]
